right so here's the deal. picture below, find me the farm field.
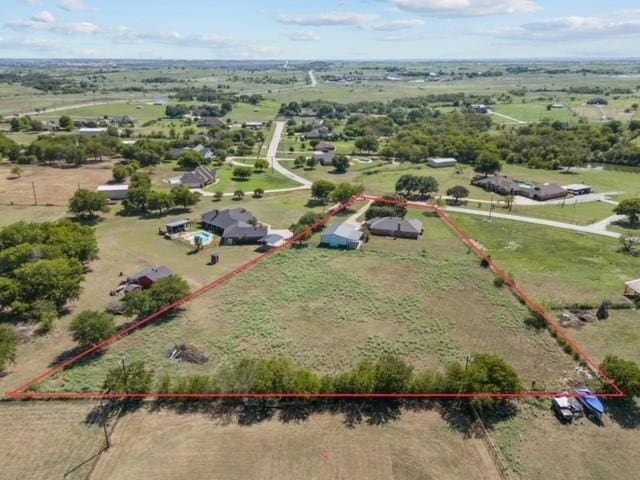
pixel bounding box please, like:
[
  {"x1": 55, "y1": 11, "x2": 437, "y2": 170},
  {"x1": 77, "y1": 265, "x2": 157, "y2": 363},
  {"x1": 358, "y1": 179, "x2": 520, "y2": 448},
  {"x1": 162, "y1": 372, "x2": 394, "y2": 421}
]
[
  {"x1": 35, "y1": 101, "x2": 166, "y2": 124},
  {"x1": 88, "y1": 406, "x2": 502, "y2": 480},
  {"x1": 449, "y1": 214, "x2": 640, "y2": 306},
  {"x1": 467, "y1": 201, "x2": 617, "y2": 226},
  {"x1": 38, "y1": 212, "x2": 584, "y2": 394},
  {"x1": 0, "y1": 162, "x2": 114, "y2": 205},
  {"x1": 0, "y1": 401, "x2": 105, "y2": 480}
]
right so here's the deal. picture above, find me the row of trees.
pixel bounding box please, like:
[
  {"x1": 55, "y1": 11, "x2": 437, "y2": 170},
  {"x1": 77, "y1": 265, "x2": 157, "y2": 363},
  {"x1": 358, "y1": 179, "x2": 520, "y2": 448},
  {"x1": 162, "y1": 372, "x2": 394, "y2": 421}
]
[
  {"x1": 122, "y1": 172, "x2": 200, "y2": 215},
  {"x1": 0, "y1": 220, "x2": 98, "y2": 330},
  {"x1": 103, "y1": 353, "x2": 523, "y2": 403},
  {"x1": 310, "y1": 181, "x2": 364, "y2": 204}
]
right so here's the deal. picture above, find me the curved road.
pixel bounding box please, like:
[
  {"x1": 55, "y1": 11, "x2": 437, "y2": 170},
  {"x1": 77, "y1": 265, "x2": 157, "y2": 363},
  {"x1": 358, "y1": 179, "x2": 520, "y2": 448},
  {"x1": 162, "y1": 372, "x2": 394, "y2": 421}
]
[{"x1": 267, "y1": 121, "x2": 312, "y2": 189}]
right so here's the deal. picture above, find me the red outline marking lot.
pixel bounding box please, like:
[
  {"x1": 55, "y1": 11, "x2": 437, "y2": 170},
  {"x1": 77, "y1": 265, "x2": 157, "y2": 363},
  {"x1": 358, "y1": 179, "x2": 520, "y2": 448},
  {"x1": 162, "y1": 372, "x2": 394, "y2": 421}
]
[{"x1": 7, "y1": 196, "x2": 625, "y2": 400}]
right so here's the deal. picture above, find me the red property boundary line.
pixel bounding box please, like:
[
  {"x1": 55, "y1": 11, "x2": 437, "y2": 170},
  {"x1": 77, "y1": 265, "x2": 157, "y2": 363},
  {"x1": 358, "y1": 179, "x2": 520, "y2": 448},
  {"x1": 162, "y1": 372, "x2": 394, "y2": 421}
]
[{"x1": 7, "y1": 196, "x2": 624, "y2": 400}]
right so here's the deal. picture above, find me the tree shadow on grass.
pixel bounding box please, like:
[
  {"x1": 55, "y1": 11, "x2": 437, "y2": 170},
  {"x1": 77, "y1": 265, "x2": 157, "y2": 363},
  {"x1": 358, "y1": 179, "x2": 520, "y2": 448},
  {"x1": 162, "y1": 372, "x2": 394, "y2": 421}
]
[
  {"x1": 48, "y1": 345, "x2": 105, "y2": 368},
  {"x1": 606, "y1": 399, "x2": 640, "y2": 429}
]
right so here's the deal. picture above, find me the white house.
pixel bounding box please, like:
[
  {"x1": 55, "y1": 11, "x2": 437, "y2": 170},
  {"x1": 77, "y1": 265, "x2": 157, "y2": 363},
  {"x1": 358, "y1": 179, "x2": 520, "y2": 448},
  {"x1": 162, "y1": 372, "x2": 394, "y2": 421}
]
[
  {"x1": 428, "y1": 158, "x2": 458, "y2": 168},
  {"x1": 97, "y1": 184, "x2": 129, "y2": 200},
  {"x1": 245, "y1": 121, "x2": 263, "y2": 130}
]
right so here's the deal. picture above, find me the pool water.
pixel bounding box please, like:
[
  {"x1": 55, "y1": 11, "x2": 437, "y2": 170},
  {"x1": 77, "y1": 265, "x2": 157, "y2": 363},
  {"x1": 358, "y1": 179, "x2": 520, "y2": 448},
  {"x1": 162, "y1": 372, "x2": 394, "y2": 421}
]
[{"x1": 184, "y1": 230, "x2": 214, "y2": 246}]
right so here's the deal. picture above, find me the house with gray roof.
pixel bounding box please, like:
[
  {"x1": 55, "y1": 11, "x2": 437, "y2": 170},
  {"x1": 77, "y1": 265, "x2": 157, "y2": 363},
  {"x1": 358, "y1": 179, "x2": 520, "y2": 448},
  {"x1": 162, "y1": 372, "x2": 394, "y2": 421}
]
[
  {"x1": 321, "y1": 223, "x2": 362, "y2": 250},
  {"x1": 179, "y1": 166, "x2": 216, "y2": 189},
  {"x1": 201, "y1": 208, "x2": 266, "y2": 245},
  {"x1": 365, "y1": 217, "x2": 423, "y2": 239},
  {"x1": 472, "y1": 175, "x2": 567, "y2": 202},
  {"x1": 198, "y1": 116, "x2": 225, "y2": 128}
]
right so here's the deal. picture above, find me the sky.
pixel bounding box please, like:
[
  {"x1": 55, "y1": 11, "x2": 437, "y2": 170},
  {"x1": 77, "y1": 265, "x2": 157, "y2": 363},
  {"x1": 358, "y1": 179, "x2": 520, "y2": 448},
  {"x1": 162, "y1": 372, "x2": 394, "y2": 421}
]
[{"x1": 1, "y1": 0, "x2": 640, "y2": 59}]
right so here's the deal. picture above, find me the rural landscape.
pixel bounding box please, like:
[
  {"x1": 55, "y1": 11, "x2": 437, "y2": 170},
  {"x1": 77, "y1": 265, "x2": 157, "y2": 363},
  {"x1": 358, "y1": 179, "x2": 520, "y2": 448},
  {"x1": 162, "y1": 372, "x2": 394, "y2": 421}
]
[{"x1": 2, "y1": 1, "x2": 640, "y2": 479}]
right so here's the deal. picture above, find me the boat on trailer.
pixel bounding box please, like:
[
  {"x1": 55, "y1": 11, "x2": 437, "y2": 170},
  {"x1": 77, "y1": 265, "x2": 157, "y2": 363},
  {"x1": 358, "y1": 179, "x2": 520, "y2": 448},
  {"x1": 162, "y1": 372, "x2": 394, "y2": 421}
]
[{"x1": 575, "y1": 389, "x2": 605, "y2": 418}]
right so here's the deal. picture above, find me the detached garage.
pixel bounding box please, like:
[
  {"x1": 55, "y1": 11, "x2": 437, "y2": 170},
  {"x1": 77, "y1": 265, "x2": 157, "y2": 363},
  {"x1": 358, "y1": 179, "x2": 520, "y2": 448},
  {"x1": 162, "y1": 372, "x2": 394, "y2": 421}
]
[{"x1": 428, "y1": 158, "x2": 458, "y2": 169}]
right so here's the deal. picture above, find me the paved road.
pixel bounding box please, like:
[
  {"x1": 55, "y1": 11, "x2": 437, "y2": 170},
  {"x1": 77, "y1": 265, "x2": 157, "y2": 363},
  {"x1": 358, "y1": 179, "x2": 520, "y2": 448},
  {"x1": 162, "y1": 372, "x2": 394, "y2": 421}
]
[
  {"x1": 308, "y1": 70, "x2": 317, "y2": 87},
  {"x1": 268, "y1": 121, "x2": 312, "y2": 188},
  {"x1": 444, "y1": 205, "x2": 622, "y2": 239}
]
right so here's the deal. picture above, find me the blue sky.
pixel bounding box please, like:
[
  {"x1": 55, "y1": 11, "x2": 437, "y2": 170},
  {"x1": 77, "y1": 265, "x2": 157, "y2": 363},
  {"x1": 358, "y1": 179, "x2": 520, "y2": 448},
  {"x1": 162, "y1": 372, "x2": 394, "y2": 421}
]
[{"x1": 1, "y1": 0, "x2": 640, "y2": 59}]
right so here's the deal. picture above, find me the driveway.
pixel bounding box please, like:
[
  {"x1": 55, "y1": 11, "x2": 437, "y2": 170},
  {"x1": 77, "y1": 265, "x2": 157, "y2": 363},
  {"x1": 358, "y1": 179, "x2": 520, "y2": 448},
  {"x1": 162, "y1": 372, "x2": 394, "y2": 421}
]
[{"x1": 268, "y1": 121, "x2": 312, "y2": 189}]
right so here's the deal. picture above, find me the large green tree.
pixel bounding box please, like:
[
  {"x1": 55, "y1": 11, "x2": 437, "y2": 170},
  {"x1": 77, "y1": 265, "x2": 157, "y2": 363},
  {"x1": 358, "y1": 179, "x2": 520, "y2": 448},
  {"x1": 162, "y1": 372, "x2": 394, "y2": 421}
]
[
  {"x1": 615, "y1": 198, "x2": 640, "y2": 225},
  {"x1": 331, "y1": 183, "x2": 364, "y2": 203},
  {"x1": 311, "y1": 180, "x2": 336, "y2": 203},
  {"x1": 171, "y1": 186, "x2": 200, "y2": 209},
  {"x1": 70, "y1": 310, "x2": 117, "y2": 348},
  {"x1": 14, "y1": 258, "x2": 83, "y2": 310},
  {"x1": 68, "y1": 189, "x2": 110, "y2": 218},
  {"x1": 103, "y1": 360, "x2": 154, "y2": 394}
]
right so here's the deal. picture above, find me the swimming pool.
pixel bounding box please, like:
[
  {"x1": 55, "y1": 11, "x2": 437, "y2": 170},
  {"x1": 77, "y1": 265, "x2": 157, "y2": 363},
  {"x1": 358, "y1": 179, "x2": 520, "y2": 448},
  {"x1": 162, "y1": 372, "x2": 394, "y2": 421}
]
[{"x1": 183, "y1": 230, "x2": 214, "y2": 246}]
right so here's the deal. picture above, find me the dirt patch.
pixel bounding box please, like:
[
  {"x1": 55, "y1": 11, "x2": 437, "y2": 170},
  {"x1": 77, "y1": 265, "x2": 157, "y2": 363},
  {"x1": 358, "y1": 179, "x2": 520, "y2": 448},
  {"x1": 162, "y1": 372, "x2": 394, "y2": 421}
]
[{"x1": 0, "y1": 163, "x2": 114, "y2": 206}]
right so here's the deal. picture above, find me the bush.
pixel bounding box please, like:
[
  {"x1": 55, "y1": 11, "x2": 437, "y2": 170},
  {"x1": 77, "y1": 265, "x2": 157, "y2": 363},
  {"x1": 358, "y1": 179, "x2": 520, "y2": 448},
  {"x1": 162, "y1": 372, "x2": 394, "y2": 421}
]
[
  {"x1": 103, "y1": 360, "x2": 154, "y2": 394},
  {"x1": 0, "y1": 324, "x2": 18, "y2": 372},
  {"x1": 122, "y1": 275, "x2": 190, "y2": 319},
  {"x1": 70, "y1": 311, "x2": 117, "y2": 348}
]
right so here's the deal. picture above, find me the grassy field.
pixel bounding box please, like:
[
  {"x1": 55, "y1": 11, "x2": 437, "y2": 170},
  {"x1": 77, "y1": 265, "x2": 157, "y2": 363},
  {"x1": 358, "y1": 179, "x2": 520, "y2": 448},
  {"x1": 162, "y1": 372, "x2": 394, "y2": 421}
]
[
  {"x1": 35, "y1": 101, "x2": 166, "y2": 124},
  {"x1": 467, "y1": 201, "x2": 616, "y2": 226},
  {"x1": 449, "y1": 214, "x2": 640, "y2": 306},
  {"x1": 0, "y1": 192, "x2": 324, "y2": 396},
  {"x1": 39, "y1": 211, "x2": 583, "y2": 393},
  {"x1": 0, "y1": 401, "x2": 105, "y2": 480},
  {"x1": 224, "y1": 100, "x2": 280, "y2": 123},
  {"x1": 492, "y1": 103, "x2": 578, "y2": 124},
  {"x1": 487, "y1": 401, "x2": 640, "y2": 480},
  {"x1": 88, "y1": 406, "x2": 502, "y2": 480}
]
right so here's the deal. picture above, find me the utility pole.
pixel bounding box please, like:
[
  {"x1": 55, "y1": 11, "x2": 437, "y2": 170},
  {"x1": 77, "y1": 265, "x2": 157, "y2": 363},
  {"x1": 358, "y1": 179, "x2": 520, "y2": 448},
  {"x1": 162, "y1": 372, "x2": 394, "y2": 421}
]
[{"x1": 32, "y1": 182, "x2": 38, "y2": 206}]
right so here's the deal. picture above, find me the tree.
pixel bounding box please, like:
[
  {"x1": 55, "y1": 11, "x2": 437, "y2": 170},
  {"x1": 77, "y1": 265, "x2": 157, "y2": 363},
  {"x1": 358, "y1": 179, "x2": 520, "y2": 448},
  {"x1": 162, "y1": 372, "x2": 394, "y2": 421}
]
[
  {"x1": 311, "y1": 180, "x2": 336, "y2": 203},
  {"x1": 70, "y1": 311, "x2": 117, "y2": 348},
  {"x1": 0, "y1": 277, "x2": 20, "y2": 308},
  {"x1": 0, "y1": 325, "x2": 18, "y2": 372},
  {"x1": 122, "y1": 275, "x2": 190, "y2": 319},
  {"x1": 305, "y1": 156, "x2": 317, "y2": 170},
  {"x1": 446, "y1": 185, "x2": 469, "y2": 204},
  {"x1": 233, "y1": 190, "x2": 245, "y2": 201},
  {"x1": 68, "y1": 189, "x2": 110, "y2": 218},
  {"x1": 294, "y1": 156, "x2": 306, "y2": 168},
  {"x1": 125, "y1": 187, "x2": 150, "y2": 212},
  {"x1": 213, "y1": 191, "x2": 224, "y2": 202},
  {"x1": 253, "y1": 188, "x2": 265, "y2": 198},
  {"x1": 253, "y1": 159, "x2": 269, "y2": 172},
  {"x1": 355, "y1": 135, "x2": 379, "y2": 153},
  {"x1": 130, "y1": 171, "x2": 152, "y2": 190},
  {"x1": 619, "y1": 235, "x2": 640, "y2": 255},
  {"x1": 112, "y1": 165, "x2": 128, "y2": 183},
  {"x1": 615, "y1": 198, "x2": 640, "y2": 225},
  {"x1": 10, "y1": 166, "x2": 23, "y2": 178},
  {"x1": 58, "y1": 115, "x2": 72, "y2": 131},
  {"x1": 177, "y1": 151, "x2": 203, "y2": 169},
  {"x1": 474, "y1": 151, "x2": 503, "y2": 177},
  {"x1": 331, "y1": 183, "x2": 364, "y2": 204},
  {"x1": 416, "y1": 176, "x2": 439, "y2": 198},
  {"x1": 232, "y1": 166, "x2": 253, "y2": 180},
  {"x1": 146, "y1": 191, "x2": 174, "y2": 214},
  {"x1": 171, "y1": 186, "x2": 200, "y2": 210},
  {"x1": 600, "y1": 355, "x2": 640, "y2": 397},
  {"x1": 103, "y1": 360, "x2": 154, "y2": 394},
  {"x1": 395, "y1": 174, "x2": 419, "y2": 196},
  {"x1": 332, "y1": 154, "x2": 350, "y2": 173},
  {"x1": 14, "y1": 258, "x2": 84, "y2": 310}
]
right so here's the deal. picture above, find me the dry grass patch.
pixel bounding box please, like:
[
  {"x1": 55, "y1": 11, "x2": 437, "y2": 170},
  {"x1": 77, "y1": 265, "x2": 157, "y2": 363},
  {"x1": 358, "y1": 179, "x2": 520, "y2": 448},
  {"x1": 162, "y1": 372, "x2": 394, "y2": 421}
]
[{"x1": 91, "y1": 406, "x2": 502, "y2": 480}]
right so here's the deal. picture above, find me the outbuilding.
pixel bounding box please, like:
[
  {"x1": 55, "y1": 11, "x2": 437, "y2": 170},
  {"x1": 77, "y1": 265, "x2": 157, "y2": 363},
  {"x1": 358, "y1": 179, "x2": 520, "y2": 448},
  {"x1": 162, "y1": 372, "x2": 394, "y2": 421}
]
[
  {"x1": 624, "y1": 279, "x2": 640, "y2": 298},
  {"x1": 428, "y1": 157, "x2": 458, "y2": 169},
  {"x1": 79, "y1": 127, "x2": 107, "y2": 137},
  {"x1": 128, "y1": 266, "x2": 173, "y2": 289},
  {"x1": 97, "y1": 184, "x2": 129, "y2": 200},
  {"x1": 564, "y1": 184, "x2": 592, "y2": 195},
  {"x1": 166, "y1": 219, "x2": 191, "y2": 235}
]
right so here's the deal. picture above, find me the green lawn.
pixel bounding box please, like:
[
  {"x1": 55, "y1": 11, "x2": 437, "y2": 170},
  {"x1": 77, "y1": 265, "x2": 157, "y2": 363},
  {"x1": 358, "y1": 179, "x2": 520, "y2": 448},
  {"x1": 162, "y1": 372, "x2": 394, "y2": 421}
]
[
  {"x1": 449, "y1": 214, "x2": 640, "y2": 306},
  {"x1": 224, "y1": 100, "x2": 280, "y2": 123},
  {"x1": 492, "y1": 103, "x2": 578, "y2": 124}
]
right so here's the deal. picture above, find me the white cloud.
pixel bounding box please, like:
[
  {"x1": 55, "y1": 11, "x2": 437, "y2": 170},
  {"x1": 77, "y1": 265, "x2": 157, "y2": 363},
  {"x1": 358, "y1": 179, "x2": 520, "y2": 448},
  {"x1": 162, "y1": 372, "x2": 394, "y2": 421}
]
[
  {"x1": 110, "y1": 27, "x2": 236, "y2": 48},
  {"x1": 58, "y1": 0, "x2": 87, "y2": 12},
  {"x1": 475, "y1": 14, "x2": 640, "y2": 41},
  {"x1": 391, "y1": 0, "x2": 541, "y2": 17},
  {"x1": 6, "y1": 11, "x2": 99, "y2": 35},
  {"x1": 275, "y1": 11, "x2": 424, "y2": 30},
  {"x1": 21, "y1": 0, "x2": 42, "y2": 5},
  {"x1": 285, "y1": 30, "x2": 321, "y2": 42}
]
